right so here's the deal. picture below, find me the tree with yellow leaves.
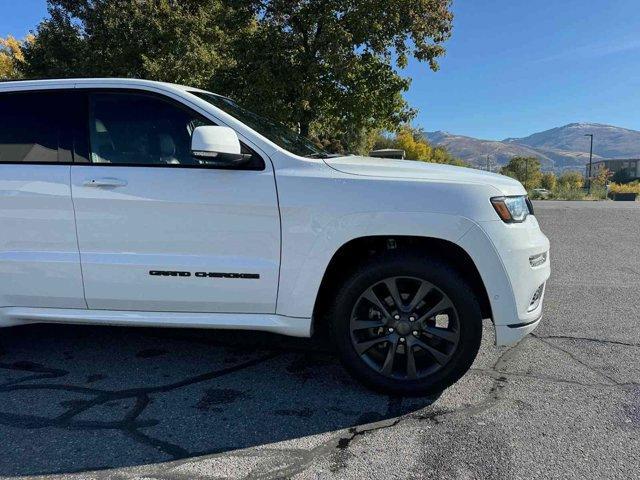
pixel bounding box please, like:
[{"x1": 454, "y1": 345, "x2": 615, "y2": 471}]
[
  {"x1": 0, "y1": 35, "x2": 32, "y2": 80},
  {"x1": 378, "y1": 127, "x2": 468, "y2": 167},
  {"x1": 394, "y1": 128, "x2": 433, "y2": 161}
]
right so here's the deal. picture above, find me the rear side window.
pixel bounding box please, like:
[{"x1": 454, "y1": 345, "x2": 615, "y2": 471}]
[{"x1": 0, "y1": 91, "x2": 73, "y2": 163}]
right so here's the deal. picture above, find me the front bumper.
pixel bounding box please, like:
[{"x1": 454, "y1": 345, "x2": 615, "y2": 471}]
[
  {"x1": 458, "y1": 215, "x2": 550, "y2": 346},
  {"x1": 495, "y1": 313, "x2": 543, "y2": 346}
]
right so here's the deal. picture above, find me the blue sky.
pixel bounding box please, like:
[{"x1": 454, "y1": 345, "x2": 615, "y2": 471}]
[{"x1": 2, "y1": 0, "x2": 640, "y2": 140}]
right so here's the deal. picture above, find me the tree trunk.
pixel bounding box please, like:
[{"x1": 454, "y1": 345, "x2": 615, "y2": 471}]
[{"x1": 300, "y1": 121, "x2": 310, "y2": 137}]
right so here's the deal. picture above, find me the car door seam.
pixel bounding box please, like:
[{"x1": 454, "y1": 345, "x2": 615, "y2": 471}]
[{"x1": 69, "y1": 165, "x2": 89, "y2": 309}]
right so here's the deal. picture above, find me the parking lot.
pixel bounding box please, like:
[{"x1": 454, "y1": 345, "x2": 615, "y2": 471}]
[{"x1": 0, "y1": 201, "x2": 638, "y2": 480}]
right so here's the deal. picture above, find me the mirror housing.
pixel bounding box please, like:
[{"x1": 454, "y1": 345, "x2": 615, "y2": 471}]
[{"x1": 191, "y1": 126, "x2": 251, "y2": 166}]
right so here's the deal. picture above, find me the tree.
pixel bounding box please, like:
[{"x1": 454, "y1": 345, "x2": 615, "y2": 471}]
[
  {"x1": 592, "y1": 165, "x2": 612, "y2": 187},
  {"x1": 611, "y1": 167, "x2": 632, "y2": 184},
  {"x1": 500, "y1": 157, "x2": 543, "y2": 190},
  {"x1": 21, "y1": 0, "x2": 253, "y2": 86},
  {"x1": 540, "y1": 172, "x2": 557, "y2": 191},
  {"x1": 0, "y1": 35, "x2": 31, "y2": 80},
  {"x1": 21, "y1": 0, "x2": 454, "y2": 153},
  {"x1": 394, "y1": 128, "x2": 433, "y2": 160},
  {"x1": 22, "y1": 0, "x2": 453, "y2": 151},
  {"x1": 204, "y1": 0, "x2": 454, "y2": 150},
  {"x1": 373, "y1": 127, "x2": 467, "y2": 166},
  {"x1": 558, "y1": 171, "x2": 584, "y2": 189}
]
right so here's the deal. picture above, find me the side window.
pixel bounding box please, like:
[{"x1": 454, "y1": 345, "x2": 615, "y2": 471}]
[
  {"x1": 88, "y1": 92, "x2": 264, "y2": 169},
  {"x1": 89, "y1": 92, "x2": 211, "y2": 167},
  {"x1": 0, "y1": 91, "x2": 71, "y2": 163}
]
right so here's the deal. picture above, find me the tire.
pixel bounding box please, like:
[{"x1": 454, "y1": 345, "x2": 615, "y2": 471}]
[{"x1": 328, "y1": 252, "x2": 482, "y2": 396}]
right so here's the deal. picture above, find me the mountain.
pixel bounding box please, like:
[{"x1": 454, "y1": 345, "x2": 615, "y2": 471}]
[{"x1": 423, "y1": 123, "x2": 640, "y2": 172}]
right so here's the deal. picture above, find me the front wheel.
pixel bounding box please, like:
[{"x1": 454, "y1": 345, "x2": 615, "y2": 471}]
[{"x1": 329, "y1": 254, "x2": 483, "y2": 396}]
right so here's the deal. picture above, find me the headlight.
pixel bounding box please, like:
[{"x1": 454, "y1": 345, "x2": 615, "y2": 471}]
[{"x1": 490, "y1": 196, "x2": 531, "y2": 223}]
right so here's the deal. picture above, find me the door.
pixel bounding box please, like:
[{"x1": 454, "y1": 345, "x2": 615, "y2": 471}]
[
  {"x1": 0, "y1": 90, "x2": 85, "y2": 309},
  {"x1": 70, "y1": 90, "x2": 281, "y2": 313}
]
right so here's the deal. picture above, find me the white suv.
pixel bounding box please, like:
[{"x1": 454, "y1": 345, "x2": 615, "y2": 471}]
[{"x1": 0, "y1": 79, "x2": 550, "y2": 395}]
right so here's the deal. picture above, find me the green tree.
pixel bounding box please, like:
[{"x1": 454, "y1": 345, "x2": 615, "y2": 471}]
[
  {"x1": 22, "y1": 0, "x2": 454, "y2": 153},
  {"x1": 558, "y1": 171, "x2": 584, "y2": 189},
  {"x1": 500, "y1": 157, "x2": 543, "y2": 190},
  {"x1": 21, "y1": 0, "x2": 253, "y2": 86},
  {"x1": 540, "y1": 172, "x2": 557, "y2": 190},
  {"x1": 207, "y1": 0, "x2": 454, "y2": 150},
  {"x1": 611, "y1": 167, "x2": 632, "y2": 184}
]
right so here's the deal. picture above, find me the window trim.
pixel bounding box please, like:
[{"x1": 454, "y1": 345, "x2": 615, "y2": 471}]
[
  {"x1": 0, "y1": 89, "x2": 79, "y2": 166},
  {"x1": 78, "y1": 89, "x2": 265, "y2": 171}
]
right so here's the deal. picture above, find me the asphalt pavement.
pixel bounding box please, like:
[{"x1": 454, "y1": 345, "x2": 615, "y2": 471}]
[{"x1": 0, "y1": 200, "x2": 638, "y2": 479}]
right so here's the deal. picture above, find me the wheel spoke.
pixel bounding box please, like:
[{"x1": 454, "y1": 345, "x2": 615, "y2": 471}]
[
  {"x1": 351, "y1": 318, "x2": 385, "y2": 330},
  {"x1": 407, "y1": 281, "x2": 433, "y2": 311},
  {"x1": 383, "y1": 278, "x2": 404, "y2": 311},
  {"x1": 354, "y1": 337, "x2": 387, "y2": 355},
  {"x1": 417, "y1": 296, "x2": 453, "y2": 322},
  {"x1": 423, "y1": 325, "x2": 459, "y2": 343},
  {"x1": 380, "y1": 338, "x2": 398, "y2": 375},
  {"x1": 411, "y1": 337, "x2": 450, "y2": 365},
  {"x1": 362, "y1": 288, "x2": 392, "y2": 320},
  {"x1": 406, "y1": 345, "x2": 418, "y2": 379}
]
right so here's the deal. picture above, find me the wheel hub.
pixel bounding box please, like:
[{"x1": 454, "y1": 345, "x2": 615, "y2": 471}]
[{"x1": 395, "y1": 320, "x2": 412, "y2": 336}]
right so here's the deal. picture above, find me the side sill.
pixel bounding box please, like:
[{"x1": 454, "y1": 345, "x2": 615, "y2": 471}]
[{"x1": 0, "y1": 307, "x2": 312, "y2": 338}]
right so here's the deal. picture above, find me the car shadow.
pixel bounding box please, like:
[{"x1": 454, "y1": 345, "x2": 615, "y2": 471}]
[{"x1": 0, "y1": 324, "x2": 438, "y2": 477}]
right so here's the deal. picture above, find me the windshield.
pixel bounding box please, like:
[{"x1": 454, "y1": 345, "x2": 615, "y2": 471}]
[{"x1": 190, "y1": 91, "x2": 330, "y2": 158}]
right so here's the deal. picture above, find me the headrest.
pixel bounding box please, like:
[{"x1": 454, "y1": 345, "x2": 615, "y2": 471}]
[{"x1": 159, "y1": 134, "x2": 176, "y2": 157}]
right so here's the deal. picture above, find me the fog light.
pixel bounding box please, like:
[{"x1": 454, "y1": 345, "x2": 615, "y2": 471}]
[
  {"x1": 529, "y1": 251, "x2": 547, "y2": 267},
  {"x1": 527, "y1": 283, "x2": 545, "y2": 312}
]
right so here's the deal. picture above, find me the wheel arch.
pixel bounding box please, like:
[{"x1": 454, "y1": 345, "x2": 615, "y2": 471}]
[{"x1": 311, "y1": 235, "x2": 492, "y2": 336}]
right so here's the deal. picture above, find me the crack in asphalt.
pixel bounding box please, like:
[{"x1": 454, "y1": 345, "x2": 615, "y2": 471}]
[
  {"x1": 532, "y1": 334, "x2": 625, "y2": 386},
  {"x1": 242, "y1": 396, "x2": 411, "y2": 480},
  {"x1": 274, "y1": 333, "x2": 639, "y2": 479},
  {"x1": 200, "y1": 337, "x2": 568, "y2": 480},
  {"x1": 535, "y1": 334, "x2": 640, "y2": 348},
  {"x1": 0, "y1": 352, "x2": 280, "y2": 461},
  {"x1": 238, "y1": 343, "x2": 523, "y2": 480},
  {"x1": 1, "y1": 324, "x2": 638, "y2": 479}
]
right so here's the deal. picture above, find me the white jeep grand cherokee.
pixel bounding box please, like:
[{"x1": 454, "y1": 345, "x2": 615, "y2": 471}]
[{"x1": 0, "y1": 79, "x2": 550, "y2": 395}]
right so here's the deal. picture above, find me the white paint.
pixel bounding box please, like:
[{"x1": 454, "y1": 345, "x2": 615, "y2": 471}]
[
  {"x1": 0, "y1": 79, "x2": 550, "y2": 348},
  {"x1": 0, "y1": 307, "x2": 310, "y2": 337},
  {"x1": 191, "y1": 125, "x2": 241, "y2": 155}
]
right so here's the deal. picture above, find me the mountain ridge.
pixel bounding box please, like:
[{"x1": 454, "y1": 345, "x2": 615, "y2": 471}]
[{"x1": 422, "y1": 122, "x2": 640, "y2": 171}]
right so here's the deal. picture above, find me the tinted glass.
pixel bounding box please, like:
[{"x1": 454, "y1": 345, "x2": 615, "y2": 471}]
[
  {"x1": 190, "y1": 91, "x2": 330, "y2": 158},
  {"x1": 89, "y1": 92, "x2": 213, "y2": 167},
  {"x1": 0, "y1": 91, "x2": 68, "y2": 163}
]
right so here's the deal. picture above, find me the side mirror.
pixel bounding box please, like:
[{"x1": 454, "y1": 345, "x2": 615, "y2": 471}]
[{"x1": 191, "y1": 126, "x2": 251, "y2": 166}]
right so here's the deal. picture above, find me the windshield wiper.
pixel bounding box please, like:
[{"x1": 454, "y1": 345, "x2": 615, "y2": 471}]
[{"x1": 305, "y1": 153, "x2": 343, "y2": 159}]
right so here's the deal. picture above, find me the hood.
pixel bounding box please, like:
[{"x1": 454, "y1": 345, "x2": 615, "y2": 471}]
[{"x1": 324, "y1": 156, "x2": 526, "y2": 196}]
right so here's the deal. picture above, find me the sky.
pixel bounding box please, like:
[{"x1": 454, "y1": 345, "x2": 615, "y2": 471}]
[{"x1": 2, "y1": 0, "x2": 640, "y2": 140}]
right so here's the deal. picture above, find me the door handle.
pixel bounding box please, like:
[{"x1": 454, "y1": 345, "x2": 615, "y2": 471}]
[{"x1": 83, "y1": 178, "x2": 128, "y2": 188}]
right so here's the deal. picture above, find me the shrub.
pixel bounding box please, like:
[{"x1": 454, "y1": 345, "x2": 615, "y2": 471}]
[
  {"x1": 585, "y1": 186, "x2": 608, "y2": 200},
  {"x1": 540, "y1": 172, "x2": 557, "y2": 190},
  {"x1": 558, "y1": 171, "x2": 584, "y2": 189},
  {"x1": 550, "y1": 185, "x2": 586, "y2": 200},
  {"x1": 609, "y1": 181, "x2": 640, "y2": 194}
]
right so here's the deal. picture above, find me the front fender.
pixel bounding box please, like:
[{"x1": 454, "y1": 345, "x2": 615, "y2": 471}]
[{"x1": 276, "y1": 211, "x2": 478, "y2": 319}]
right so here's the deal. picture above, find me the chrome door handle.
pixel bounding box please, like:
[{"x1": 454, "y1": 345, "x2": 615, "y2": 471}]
[{"x1": 83, "y1": 178, "x2": 128, "y2": 188}]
